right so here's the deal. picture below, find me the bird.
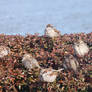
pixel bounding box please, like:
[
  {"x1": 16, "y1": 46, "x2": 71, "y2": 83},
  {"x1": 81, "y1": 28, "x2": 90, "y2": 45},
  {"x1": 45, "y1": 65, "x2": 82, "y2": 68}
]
[
  {"x1": 0, "y1": 46, "x2": 10, "y2": 58},
  {"x1": 44, "y1": 24, "x2": 61, "y2": 38},
  {"x1": 39, "y1": 67, "x2": 63, "y2": 82},
  {"x1": 63, "y1": 55, "x2": 79, "y2": 72},
  {"x1": 73, "y1": 39, "x2": 89, "y2": 57},
  {"x1": 22, "y1": 54, "x2": 41, "y2": 70}
]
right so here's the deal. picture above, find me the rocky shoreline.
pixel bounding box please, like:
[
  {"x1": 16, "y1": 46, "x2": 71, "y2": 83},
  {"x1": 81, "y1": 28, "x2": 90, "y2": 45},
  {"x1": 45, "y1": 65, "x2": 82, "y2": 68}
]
[{"x1": 0, "y1": 32, "x2": 92, "y2": 92}]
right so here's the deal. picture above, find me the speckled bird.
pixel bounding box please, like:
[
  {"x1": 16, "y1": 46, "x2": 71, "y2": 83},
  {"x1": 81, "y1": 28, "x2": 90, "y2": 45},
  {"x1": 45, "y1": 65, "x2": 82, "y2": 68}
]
[
  {"x1": 74, "y1": 39, "x2": 89, "y2": 56},
  {"x1": 44, "y1": 24, "x2": 61, "y2": 38},
  {"x1": 22, "y1": 54, "x2": 41, "y2": 70},
  {"x1": 39, "y1": 68, "x2": 63, "y2": 82},
  {"x1": 0, "y1": 46, "x2": 10, "y2": 58},
  {"x1": 63, "y1": 55, "x2": 79, "y2": 72}
]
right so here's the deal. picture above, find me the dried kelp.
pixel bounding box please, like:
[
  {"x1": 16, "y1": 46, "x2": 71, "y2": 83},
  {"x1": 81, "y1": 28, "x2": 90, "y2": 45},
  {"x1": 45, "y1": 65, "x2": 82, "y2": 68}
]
[{"x1": 0, "y1": 33, "x2": 92, "y2": 92}]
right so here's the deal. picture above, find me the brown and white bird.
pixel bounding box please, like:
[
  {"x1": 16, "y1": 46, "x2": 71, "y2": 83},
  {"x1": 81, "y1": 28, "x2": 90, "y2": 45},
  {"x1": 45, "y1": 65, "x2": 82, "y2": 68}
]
[
  {"x1": 63, "y1": 55, "x2": 79, "y2": 72},
  {"x1": 39, "y1": 68, "x2": 63, "y2": 82},
  {"x1": 74, "y1": 39, "x2": 89, "y2": 56},
  {"x1": 44, "y1": 24, "x2": 61, "y2": 38},
  {"x1": 22, "y1": 54, "x2": 41, "y2": 70},
  {"x1": 0, "y1": 46, "x2": 10, "y2": 58}
]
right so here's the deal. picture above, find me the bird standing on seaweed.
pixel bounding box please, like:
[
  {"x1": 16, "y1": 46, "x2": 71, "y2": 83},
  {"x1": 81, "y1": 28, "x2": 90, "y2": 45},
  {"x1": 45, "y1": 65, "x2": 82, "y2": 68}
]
[
  {"x1": 63, "y1": 55, "x2": 79, "y2": 72},
  {"x1": 0, "y1": 46, "x2": 10, "y2": 58},
  {"x1": 22, "y1": 54, "x2": 41, "y2": 70},
  {"x1": 74, "y1": 39, "x2": 89, "y2": 57},
  {"x1": 45, "y1": 24, "x2": 61, "y2": 38},
  {"x1": 39, "y1": 67, "x2": 63, "y2": 82}
]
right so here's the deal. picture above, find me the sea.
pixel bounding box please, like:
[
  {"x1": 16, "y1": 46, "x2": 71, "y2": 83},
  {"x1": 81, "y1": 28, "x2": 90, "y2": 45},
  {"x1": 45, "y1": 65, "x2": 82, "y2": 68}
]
[{"x1": 0, "y1": 0, "x2": 92, "y2": 35}]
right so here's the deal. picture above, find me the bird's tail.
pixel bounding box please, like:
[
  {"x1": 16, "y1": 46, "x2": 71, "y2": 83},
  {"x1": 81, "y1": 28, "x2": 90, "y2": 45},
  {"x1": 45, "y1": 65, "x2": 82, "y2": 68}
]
[{"x1": 53, "y1": 68, "x2": 64, "y2": 72}]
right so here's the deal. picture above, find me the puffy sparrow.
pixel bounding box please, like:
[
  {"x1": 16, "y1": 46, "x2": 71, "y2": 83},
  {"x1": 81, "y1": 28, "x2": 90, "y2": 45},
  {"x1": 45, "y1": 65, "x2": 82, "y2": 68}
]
[
  {"x1": 39, "y1": 68, "x2": 63, "y2": 82},
  {"x1": 0, "y1": 46, "x2": 10, "y2": 58},
  {"x1": 22, "y1": 54, "x2": 41, "y2": 70},
  {"x1": 74, "y1": 39, "x2": 89, "y2": 56},
  {"x1": 63, "y1": 55, "x2": 79, "y2": 72},
  {"x1": 44, "y1": 24, "x2": 61, "y2": 38}
]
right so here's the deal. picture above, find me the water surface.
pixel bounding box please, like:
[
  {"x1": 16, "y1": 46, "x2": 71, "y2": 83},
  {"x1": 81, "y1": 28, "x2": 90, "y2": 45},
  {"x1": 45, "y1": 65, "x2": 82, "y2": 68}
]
[{"x1": 0, "y1": 0, "x2": 92, "y2": 35}]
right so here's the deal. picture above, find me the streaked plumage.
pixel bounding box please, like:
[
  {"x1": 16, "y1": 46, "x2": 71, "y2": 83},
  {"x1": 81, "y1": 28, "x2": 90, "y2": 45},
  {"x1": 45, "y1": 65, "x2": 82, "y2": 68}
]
[
  {"x1": 45, "y1": 24, "x2": 61, "y2": 38},
  {"x1": 39, "y1": 68, "x2": 63, "y2": 82},
  {"x1": 74, "y1": 40, "x2": 89, "y2": 56},
  {"x1": 22, "y1": 54, "x2": 41, "y2": 70},
  {"x1": 63, "y1": 55, "x2": 79, "y2": 72},
  {"x1": 0, "y1": 46, "x2": 10, "y2": 58}
]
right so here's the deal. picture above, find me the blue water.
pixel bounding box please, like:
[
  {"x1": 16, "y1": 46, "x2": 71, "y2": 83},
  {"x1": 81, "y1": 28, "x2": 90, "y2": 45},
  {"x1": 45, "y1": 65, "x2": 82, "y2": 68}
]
[{"x1": 0, "y1": 0, "x2": 92, "y2": 35}]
